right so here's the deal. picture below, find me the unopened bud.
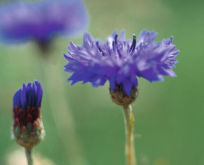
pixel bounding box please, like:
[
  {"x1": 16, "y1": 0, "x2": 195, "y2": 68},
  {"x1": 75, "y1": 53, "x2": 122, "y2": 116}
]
[{"x1": 12, "y1": 81, "x2": 44, "y2": 149}]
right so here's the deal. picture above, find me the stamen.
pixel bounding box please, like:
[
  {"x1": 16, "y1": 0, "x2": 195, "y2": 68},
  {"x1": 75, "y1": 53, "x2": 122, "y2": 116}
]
[
  {"x1": 96, "y1": 41, "x2": 105, "y2": 55},
  {"x1": 129, "y1": 34, "x2": 136, "y2": 53},
  {"x1": 112, "y1": 40, "x2": 115, "y2": 52},
  {"x1": 113, "y1": 34, "x2": 122, "y2": 58},
  {"x1": 115, "y1": 34, "x2": 118, "y2": 45}
]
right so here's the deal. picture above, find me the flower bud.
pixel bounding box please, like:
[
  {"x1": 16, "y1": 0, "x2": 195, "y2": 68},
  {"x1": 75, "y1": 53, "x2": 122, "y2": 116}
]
[{"x1": 12, "y1": 81, "x2": 44, "y2": 149}]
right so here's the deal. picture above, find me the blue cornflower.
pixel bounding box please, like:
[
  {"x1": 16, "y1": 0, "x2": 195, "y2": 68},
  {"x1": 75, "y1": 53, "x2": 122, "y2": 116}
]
[
  {"x1": 0, "y1": 0, "x2": 89, "y2": 43},
  {"x1": 64, "y1": 30, "x2": 179, "y2": 97},
  {"x1": 12, "y1": 81, "x2": 44, "y2": 149}
]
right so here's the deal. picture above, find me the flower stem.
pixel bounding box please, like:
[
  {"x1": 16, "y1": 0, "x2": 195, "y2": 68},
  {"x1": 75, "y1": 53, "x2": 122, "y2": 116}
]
[
  {"x1": 25, "y1": 148, "x2": 33, "y2": 165},
  {"x1": 123, "y1": 105, "x2": 137, "y2": 165}
]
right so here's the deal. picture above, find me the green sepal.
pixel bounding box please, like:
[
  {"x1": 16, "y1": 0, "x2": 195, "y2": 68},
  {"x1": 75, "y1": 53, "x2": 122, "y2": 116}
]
[
  {"x1": 27, "y1": 123, "x2": 32, "y2": 136},
  {"x1": 22, "y1": 131, "x2": 28, "y2": 142},
  {"x1": 14, "y1": 126, "x2": 20, "y2": 138},
  {"x1": 34, "y1": 128, "x2": 39, "y2": 138}
]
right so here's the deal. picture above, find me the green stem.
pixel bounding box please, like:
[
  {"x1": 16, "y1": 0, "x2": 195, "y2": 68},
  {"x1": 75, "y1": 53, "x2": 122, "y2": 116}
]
[
  {"x1": 25, "y1": 148, "x2": 33, "y2": 165},
  {"x1": 123, "y1": 105, "x2": 137, "y2": 165}
]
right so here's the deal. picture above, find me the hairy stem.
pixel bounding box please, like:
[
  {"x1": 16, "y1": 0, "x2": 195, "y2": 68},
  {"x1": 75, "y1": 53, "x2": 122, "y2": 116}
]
[
  {"x1": 25, "y1": 148, "x2": 33, "y2": 165},
  {"x1": 123, "y1": 105, "x2": 136, "y2": 165}
]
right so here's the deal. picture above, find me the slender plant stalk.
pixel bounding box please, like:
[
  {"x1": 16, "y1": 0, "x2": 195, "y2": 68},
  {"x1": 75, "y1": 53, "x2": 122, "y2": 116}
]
[
  {"x1": 41, "y1": 59, "x2": 85, "y2": 165},
  {"x1": 123, "y1": 105, "x2": 137, "y2": 165},
  {"x1": 25, "y1": 148, "x2": 33, "y2": 165}
]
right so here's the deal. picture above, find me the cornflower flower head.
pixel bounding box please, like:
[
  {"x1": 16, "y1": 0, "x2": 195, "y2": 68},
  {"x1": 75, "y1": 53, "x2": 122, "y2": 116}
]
[
  {"x1": 0, "y1": 0, "x2": 89, "y2": 46},
  {"x1": 12, "y1": 81, "x2": 44, "y2": 149},
  {"x1": 64, "y1": 30, "x2": 179, "y2": 106}
]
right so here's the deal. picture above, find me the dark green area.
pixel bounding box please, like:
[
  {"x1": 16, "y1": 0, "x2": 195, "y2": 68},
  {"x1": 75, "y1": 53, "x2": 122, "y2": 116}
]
[{"x1": 0, "y1": 0, "x2": 204, "y2": 165}]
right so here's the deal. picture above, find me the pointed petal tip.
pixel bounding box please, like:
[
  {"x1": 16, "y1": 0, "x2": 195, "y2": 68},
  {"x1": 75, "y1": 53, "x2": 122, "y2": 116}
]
[
  {"x1": 83, "y1": 32, "x2": 91, "y2": 38},
  {"x1": 69, "y1": 41, "x2": 77, "y2": 50},
  {"x1": 34, "y1": 80, "x2": 39, "y2": 84},
  {"x1": 67, "y1": 77, "x2": 72, "y2": 82},
  {"x1": 63, "y1": 53, "x2": 68, "y2": 58},
  {"x1": 171, "y1": 73, "x2": 177, "y2": 77},
  {"x1": 170, "y1": 36, "x2": 173, "y2": 42},
  {"x1": 112, "y1": 30, "x2": 118, "y2": 36}
]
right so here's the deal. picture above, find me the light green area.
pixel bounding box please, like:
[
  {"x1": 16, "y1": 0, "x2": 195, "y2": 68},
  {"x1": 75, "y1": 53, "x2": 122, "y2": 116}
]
[{"x1": 0, "y1": 0, "x2": 204, "y2": 165}]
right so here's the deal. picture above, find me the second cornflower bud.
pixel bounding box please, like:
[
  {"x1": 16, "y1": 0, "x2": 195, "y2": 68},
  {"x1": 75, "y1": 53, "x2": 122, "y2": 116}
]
[{"x1": 12, "y1": 81, "x2": 44, "y2": 149}]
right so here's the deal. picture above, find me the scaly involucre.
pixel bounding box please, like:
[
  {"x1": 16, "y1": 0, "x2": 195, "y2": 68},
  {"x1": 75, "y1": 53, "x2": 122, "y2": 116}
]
[{"x1": 64, "y1": 30, "x2": 180, "y2": 95}]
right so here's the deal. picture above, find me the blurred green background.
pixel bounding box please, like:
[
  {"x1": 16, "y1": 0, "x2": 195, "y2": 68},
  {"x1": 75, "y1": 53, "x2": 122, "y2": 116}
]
[{"x1": 0, "y1": 0, "x2": 204, "y2": 165}]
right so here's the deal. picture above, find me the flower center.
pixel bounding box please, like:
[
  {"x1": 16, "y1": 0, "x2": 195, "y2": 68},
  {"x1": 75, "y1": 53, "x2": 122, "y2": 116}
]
[
  {"x1": 96, "y1": 34, "x2": 137, "y2": 58},
  {"x1": 112, "y1": 34, "x2": 137, "y2": 58}
]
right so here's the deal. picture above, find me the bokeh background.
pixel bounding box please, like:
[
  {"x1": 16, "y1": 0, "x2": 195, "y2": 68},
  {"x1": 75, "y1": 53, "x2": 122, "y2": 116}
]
[{"x1": 0, "y1": 0, "x2": 204, "y2": 165}]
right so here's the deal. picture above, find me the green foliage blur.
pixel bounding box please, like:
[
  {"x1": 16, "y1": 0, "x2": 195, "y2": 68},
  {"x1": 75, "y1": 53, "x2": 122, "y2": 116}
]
[{"x1": 0, "y1": 0, "x2": 204, "y2": 165}]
